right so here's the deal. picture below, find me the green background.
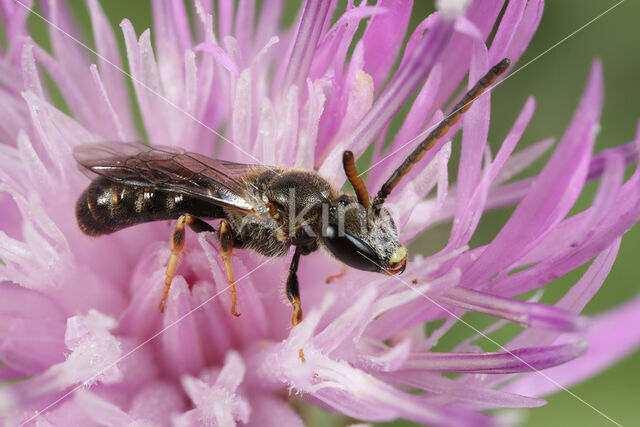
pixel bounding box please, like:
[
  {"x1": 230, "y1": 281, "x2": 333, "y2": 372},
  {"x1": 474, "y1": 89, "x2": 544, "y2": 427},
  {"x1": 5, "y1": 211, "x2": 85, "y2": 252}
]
[{"x1": 26, "y1": 0, "x2": 640, "y2": 425}]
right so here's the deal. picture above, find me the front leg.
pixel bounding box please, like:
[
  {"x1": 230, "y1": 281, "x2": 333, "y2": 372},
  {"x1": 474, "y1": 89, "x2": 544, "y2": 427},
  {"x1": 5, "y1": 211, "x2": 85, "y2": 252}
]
[
  {"x1": 219, "y1": 219, "x2": 242, "y2": 317},
  {"x1": 286, "y1": 247, "x2": 304, "y2": 327}
]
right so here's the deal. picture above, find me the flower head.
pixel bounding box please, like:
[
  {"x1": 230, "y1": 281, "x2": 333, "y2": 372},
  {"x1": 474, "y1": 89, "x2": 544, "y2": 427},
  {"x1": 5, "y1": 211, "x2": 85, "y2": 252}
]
[{"x1": 1, "y1": 0, "x2": 640, "y2": 426}]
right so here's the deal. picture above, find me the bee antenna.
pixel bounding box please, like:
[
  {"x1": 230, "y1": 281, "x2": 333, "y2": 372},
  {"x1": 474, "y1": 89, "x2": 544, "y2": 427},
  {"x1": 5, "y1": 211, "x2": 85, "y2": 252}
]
[
  {"x1": 372, "y1": 58, "x2": 512, "y2": 209},
  {"x1": 343, "y1": 151, "x2": 370, "y2": 210}
]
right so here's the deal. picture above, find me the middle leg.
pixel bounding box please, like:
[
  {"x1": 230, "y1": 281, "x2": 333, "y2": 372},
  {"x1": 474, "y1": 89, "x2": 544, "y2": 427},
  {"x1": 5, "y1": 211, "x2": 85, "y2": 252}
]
[{"x1": 286, "y1": 247, "x2": 304, "y2": 327}]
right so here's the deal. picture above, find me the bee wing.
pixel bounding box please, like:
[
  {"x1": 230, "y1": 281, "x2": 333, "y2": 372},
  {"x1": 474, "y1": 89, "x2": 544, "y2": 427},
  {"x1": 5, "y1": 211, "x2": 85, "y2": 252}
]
[{"x1": 74, "y1": 142, "x2": 266, "y2": 213}]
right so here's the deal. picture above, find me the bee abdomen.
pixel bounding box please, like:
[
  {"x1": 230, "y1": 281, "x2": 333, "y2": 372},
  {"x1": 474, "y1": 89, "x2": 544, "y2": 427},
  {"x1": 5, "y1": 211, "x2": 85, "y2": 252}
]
[
  {"x1": 76, "y1": 186, "x2": 114, "y2": 235},
  {"x1": 76, "y1": 177, "x2": 224, "y2": 236}
]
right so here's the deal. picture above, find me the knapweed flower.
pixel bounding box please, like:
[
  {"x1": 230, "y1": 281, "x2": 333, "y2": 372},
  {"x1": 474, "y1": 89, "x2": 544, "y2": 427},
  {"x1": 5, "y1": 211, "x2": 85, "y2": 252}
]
[{"x1": 1, "y1": 0, "x2": 640, "y2": 426}]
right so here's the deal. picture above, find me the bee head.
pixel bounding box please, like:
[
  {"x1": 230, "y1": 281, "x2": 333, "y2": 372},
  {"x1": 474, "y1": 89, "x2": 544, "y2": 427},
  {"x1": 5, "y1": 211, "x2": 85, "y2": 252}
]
[
  {"x1": 323, "y1": 60, "x2": 514, "y2": 274},
  {"x1": 321, "y1": 196, "x2": 407, "y2": 273},
  {"x1": 321, "y1": 156, "x2": 407, "y2": 274}
]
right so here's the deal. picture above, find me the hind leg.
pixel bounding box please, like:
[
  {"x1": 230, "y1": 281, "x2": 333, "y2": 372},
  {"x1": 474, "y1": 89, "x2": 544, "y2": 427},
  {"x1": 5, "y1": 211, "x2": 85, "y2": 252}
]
[{"x1": 159, "y1": 214, "x2": 215, "y2": 312}]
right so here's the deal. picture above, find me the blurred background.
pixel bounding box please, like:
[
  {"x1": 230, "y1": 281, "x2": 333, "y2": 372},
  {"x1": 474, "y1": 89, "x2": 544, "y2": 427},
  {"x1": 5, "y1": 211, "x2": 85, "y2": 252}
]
[{"x1": 28, "y1": 0, "x2": 640, "y2": 425}]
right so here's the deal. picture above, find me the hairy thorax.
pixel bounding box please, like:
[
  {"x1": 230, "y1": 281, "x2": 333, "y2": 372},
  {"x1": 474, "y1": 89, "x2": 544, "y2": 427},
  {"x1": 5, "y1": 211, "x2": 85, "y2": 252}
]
[{"x1": 223, "y1": 167, "x2": 338, "y2": 257}]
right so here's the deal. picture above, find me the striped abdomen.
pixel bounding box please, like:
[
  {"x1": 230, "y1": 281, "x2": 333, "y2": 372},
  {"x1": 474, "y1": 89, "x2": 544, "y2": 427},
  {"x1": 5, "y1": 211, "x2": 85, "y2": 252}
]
[{"x1": 76, "y1": 177, "x2": 225, "y2": 235}]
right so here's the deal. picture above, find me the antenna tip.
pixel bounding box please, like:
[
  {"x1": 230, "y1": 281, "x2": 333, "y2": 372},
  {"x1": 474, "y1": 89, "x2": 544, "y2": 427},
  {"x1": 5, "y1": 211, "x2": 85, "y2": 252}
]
[{"x1": 498, "y1": 58, "x2": 511, "y2": 70}]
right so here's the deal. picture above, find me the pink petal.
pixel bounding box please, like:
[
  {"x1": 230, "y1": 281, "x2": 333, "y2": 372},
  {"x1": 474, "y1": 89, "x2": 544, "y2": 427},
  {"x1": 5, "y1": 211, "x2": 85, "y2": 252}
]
[
  {"x1": 459, "y1": 60, "x2": 603, "y2": 287},
  {"x1": 234, "y1": 0, "x2": 256, "y2": 55},
  {"x1": 88, "y1": 65, "x2": 126, "y2": 141},
  {"x1": 86, "y1": 0, "x2": 136, "y2": 140},
  {"x1": 319, "y1": 15, "x2": 456, "y2": 180},
  {"x1": 439, "y1": 287, "x2": 586, "y2": 332},
  {"x1": 487, "y1": 0, "x2": 527, "y2": 60},
  {"x1": 404, "y1": 341, "x2": 587, "y2": 374},
  {"x1": 195, "y1": 42, "x2": 240, "y2": 76},
  {"x1": 428, "y1": 0, "x2": 505, "y2": 110},
  {"x1": 494, "y1": 137, "x2": 554, "y2": 185},
  {"x1": 191, "y1": 281, "x2": 234, "y2": 365},
  {"x1": 247, "y1": 394, "x2": 305, "y2": 427},
  {"x1": 503, "y1": 293, "x2": 640, "y2": 397},
  {"x1": 180, "y1": 351, "x2": 250, "y2": 426},
  {"x1": 74, "y1": 390, "x2": 136, "y2": 426},
  {"x1": 128, "y1": 381, "x2": 187, "y2": 426},
  {"x1": 369, "y1": 65, "x2": 442, "y2": 191},
  {"x1": 502, "y1": 0, "x2": 544, "y2": 64},
  {"x1": 381, "y1": 370, "x2": 545, "y2": 409},
  {"x1": 360, "y1": 0, "x2": 412, "y2": 92},
  {"x1": 0, "y1": 282, "x2": 66, "y2": 373},
  {"x1": 198, "y1": 234, "x2": 269, "y2": 344},
  {"x1": 280, "y1": 0, "x2": 332, "y2": 92},
  {"x1": 161, "y1": 277, "x2": 206, "y2": 379}
]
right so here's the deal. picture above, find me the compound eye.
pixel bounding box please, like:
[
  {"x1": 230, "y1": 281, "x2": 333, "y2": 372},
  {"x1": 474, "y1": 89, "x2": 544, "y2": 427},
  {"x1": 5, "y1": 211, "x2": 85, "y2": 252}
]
[{"x1": 322, "y1": 223, "x2": 381, "y2": 272}]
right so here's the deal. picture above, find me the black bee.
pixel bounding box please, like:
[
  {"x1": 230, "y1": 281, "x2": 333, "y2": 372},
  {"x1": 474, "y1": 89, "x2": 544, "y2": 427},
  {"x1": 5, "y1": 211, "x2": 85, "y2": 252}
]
[{"x1": 75, "y1": 59, "x2": 511, "y2": 326}]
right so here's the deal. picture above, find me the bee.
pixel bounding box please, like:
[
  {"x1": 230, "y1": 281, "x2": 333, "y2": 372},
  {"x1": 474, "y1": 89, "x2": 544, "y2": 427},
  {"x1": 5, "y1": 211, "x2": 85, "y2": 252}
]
[{"x1": 75, "y1": 59, "x2": 511, "y2": 326}]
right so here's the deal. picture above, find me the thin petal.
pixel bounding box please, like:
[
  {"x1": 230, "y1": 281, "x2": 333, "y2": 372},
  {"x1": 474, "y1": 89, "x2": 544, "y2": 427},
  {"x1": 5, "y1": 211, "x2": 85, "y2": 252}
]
[
  {"x1": 381, "y1": 370, "x2": 545, "y2": 409},
  {"x1": 161, "y1": 277, "x2": 206, "y2": 378},
  {"x1": 216, "y1": 350, "x2": 246, "y2": 392},
  {"x1": 195, "y1": 42, "x2": 240, "y2": 76},
  {"x1": 247, "y1": 395, "x2": 305, "y2": 427},
  {"x1": 319, "y1": 15, "x2": 455, "y2": 180},
  {"x1": 280, "y1": 0, "x2": 332, "y2": 92},
  {"x1": 87, "y1": 0, "x2": 136, "y2": 139},
  {"x1": 369, "y1": 66, "x2": 443, "y2": 194},
  {"x1": 494, "y1": 137, "x2": 554, "y2": 185},
  {"x1": 0, "y1": 282, "x2": 66, "y2": 373},
  {"x1": 74, "y1": 390, "x2": 135, "y2": 426},
  {"x1": 128, "y1": 381, "x2": 187, "y2": 426},
  {"x1": 459, "y1": 60, "x2": 603, "y2": 287},
  {"x1": 404, "y1": 341, "x2": 587, "y2": 374},
  {"x1": 503, "y1": 294, "x2": 640, "y2": 397},
  {"x1": 452, "y1": 20, "x2": 490, "y2": 219},
  {"x1": 360, "y1": 0, "x2": 412, "y2": 92},
  {"x1": 88, "y1": 65, "x2": 126, "y2": 140},
  {"x1": 439, "y1": 287, "x2": 586, "y2": 332},
  {"x1": 487, "y1": 0, "x2": 527, "y2": 60}
]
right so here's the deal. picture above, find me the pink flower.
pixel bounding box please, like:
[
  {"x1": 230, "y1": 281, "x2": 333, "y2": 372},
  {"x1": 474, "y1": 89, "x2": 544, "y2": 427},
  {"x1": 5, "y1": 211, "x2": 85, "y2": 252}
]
[{"x1": 1, "y1": 0, "x2": 639, "y2": 426}]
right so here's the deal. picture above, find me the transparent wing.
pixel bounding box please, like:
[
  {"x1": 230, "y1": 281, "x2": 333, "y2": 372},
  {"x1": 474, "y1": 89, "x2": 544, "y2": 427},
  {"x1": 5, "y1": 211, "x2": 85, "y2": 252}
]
[{"x1": 74, "y1": 142, "x2": 267, "y2": 212}]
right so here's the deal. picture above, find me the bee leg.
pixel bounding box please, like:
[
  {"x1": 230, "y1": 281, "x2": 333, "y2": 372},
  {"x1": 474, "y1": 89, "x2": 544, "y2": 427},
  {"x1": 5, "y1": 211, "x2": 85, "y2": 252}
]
[
  {"x1": 286, "y1": 247, "x2": 304, "y2": 327},
  {"x1": 218, "y1": 219, "x2": 241, "y2": 317},
  {"x1": 160, "y1": 215, "x2": 215, "y2": 312},
  {"x1": 325, "y1": 265, "x2": 348, "y2": 284},
  {"x1": 160, "y1": 214, "x2": 191, "y2": 312},
  {"x1": 160, "y1": 214, "x2": 208, "y2": 312}
]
